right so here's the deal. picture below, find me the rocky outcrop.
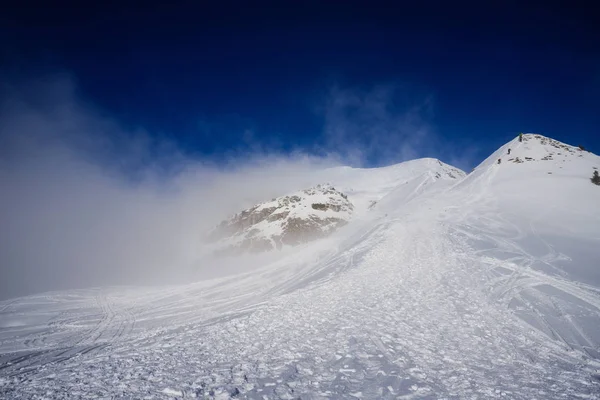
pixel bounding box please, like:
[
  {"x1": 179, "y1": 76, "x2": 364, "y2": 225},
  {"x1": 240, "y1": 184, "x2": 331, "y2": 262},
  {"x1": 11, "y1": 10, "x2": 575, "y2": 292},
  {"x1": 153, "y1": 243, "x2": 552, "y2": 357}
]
[{"x1": 207, "y1": 184, "x2": 354, "y2": 256}]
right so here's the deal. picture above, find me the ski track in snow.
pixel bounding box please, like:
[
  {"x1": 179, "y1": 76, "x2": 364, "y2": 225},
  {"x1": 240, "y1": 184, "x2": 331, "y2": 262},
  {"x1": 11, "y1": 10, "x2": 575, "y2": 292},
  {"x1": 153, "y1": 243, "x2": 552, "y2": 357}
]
[{"x1": 1, "y1": 135, "x2": 600, "y2": 398}]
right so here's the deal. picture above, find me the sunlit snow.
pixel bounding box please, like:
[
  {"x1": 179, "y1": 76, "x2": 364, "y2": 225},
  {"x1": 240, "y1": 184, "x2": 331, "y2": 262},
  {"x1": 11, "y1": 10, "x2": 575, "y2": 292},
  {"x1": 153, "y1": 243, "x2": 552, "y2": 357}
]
[{"x1": 1, "y1": 134, "x2": 599, "y2": 399}]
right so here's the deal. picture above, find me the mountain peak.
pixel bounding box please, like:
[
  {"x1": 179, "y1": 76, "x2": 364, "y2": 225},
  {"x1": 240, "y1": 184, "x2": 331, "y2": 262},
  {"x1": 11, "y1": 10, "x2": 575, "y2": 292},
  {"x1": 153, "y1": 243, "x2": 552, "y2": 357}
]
[
  {"x1": 206, "y1": 184, "x2": 354, "y2": 255},
  {"x1": 471, "y1": 133, "x2": 594, "y2": 172}
]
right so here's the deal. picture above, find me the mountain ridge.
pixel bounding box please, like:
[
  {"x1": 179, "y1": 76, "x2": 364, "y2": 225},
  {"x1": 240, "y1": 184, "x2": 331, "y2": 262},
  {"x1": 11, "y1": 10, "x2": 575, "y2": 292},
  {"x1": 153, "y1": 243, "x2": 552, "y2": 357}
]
[{"x1": 205, "y1": 157, "x2": 466, "y2": 255}]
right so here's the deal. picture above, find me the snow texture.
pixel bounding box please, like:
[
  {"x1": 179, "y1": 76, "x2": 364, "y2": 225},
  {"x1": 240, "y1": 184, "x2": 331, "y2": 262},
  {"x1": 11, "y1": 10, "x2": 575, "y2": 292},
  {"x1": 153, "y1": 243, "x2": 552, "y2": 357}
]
[{"x1": 1, "y1": 134, "x2": 599, "y2": 399}]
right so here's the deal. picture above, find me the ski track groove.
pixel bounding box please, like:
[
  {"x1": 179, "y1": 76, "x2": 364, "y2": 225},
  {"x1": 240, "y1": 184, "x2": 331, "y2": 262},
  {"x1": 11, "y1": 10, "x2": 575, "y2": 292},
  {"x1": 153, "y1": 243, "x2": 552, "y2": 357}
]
[{"x1": 0, "y1": 289, "x2": 138, "y2": 378}]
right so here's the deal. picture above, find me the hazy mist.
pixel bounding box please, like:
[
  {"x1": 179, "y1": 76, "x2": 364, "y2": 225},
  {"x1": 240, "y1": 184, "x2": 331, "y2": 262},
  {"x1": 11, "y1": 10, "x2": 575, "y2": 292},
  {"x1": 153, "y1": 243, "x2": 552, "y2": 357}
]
[
  {"x1": 0, "y1": 75, "x2": 469, "y2": 300},
  {"x1": 0, "y1": 76, "x2": 340, "y2": 300}
]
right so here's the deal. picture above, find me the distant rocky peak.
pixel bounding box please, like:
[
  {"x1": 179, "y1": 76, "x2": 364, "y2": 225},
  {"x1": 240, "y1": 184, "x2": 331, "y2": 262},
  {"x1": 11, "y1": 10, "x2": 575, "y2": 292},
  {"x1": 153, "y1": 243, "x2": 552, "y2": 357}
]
[{"x1": 207, "y1": 184, "x2": 354, "y2": 256}]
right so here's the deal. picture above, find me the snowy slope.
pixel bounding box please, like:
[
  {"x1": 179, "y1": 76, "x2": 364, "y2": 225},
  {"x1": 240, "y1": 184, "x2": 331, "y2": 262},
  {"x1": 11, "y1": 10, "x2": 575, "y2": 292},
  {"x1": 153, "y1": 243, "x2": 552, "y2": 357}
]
[
  {"x1": 443, "y1": 133, "x2": 600, "y2": 359},
  {"x1": 1, "y1": 139, "x2": 600, "y2": 399},
  {"x1": 319, "y1": 157, "x2": 465, "y2": 215}
]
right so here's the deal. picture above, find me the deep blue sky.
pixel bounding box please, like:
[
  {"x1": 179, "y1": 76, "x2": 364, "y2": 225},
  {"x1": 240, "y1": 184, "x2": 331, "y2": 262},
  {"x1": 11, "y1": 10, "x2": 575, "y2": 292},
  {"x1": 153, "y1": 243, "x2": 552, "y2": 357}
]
[{"x1": 1, "y1": 1, "x2": 598, "y2": 169}]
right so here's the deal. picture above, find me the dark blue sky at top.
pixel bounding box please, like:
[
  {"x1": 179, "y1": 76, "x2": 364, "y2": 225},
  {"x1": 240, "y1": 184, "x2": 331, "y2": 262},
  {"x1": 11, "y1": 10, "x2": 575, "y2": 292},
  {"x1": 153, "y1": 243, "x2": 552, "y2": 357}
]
[{"x1": 1, "y1": 1, "x2": 598, "y2": 169}]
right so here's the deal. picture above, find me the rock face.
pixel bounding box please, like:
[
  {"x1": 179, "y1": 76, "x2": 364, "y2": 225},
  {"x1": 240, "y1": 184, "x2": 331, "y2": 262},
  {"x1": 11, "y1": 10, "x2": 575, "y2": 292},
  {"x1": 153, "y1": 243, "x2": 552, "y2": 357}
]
[{"x1": 207, "y1": 184, "x2": 354, "y2": 255}]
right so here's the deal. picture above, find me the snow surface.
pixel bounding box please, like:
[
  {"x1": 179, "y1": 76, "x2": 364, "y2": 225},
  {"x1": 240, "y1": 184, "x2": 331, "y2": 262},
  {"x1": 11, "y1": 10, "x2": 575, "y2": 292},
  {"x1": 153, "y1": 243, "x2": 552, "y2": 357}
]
[{"x1": 1, "y1": 135, "x2": 600, "y2": 399}]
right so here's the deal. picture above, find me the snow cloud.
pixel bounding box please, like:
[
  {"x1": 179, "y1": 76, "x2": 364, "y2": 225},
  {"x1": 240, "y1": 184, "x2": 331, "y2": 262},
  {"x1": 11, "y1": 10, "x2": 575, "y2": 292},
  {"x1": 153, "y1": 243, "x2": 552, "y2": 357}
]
[
  {"x1": 0, "y1": 75, "x2": 334, "y2": 300},
  {"x1": 0, "y1": 76, "x2": 482, "y2": 300}
]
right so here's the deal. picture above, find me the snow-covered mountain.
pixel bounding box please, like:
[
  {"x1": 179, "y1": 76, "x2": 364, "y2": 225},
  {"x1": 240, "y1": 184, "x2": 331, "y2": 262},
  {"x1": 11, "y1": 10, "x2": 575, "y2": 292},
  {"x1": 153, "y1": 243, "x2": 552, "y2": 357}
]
[
  {"x1": 205, "y1": 158, "x2": 466, "y2": 255},
  {"x1": 206, "y1": 184, "x2": 354, "y2": 255},
  {"x1": 1, "y1": 134, "x2": 600, "y2": 399}
]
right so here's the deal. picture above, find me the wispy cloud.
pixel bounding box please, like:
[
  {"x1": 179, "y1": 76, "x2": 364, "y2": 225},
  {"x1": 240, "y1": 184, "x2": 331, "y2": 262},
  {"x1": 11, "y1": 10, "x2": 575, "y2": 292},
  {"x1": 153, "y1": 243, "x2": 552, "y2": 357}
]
[
  {"x1": 316, "y1": 83, "x2": 485, "y2": 171},
  {"x1": 319, "y1": 84, "x2": 437, "y2": 167}
]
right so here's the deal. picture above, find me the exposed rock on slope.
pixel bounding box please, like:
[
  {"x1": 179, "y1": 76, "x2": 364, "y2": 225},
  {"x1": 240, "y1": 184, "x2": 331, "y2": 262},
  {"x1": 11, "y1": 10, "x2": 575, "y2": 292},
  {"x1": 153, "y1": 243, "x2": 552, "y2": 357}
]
[{"x1": 207, "y1": 184, "x2": 353, "y2": 255}]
